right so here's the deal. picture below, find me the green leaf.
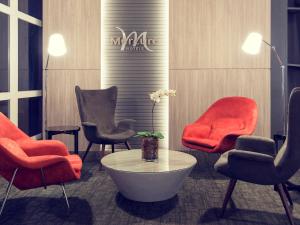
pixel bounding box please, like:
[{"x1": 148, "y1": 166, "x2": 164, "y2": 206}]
[
  {"x1": 134, "y1": 131, "x2": 164, "y2": 139},
  {"x1": 135, "y1": 131, "x2": 152, "y2": 137},
  {"x1": 152, "y1": 131, "x2": 164, "y2": 139}
]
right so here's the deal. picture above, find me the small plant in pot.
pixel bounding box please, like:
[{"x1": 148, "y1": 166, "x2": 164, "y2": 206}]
[{"x1": 136, "y1": 89, "x2": 176, "y2": 161}]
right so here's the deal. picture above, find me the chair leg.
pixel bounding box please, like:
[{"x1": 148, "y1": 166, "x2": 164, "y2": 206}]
[
  {"x1": 101, "y1": 144, "x2": 106, "y2": 158},
  {"x1": 220, "y1": 179, "x2": 237, "y2": 218},
  {"x1": 40, "y1": 168, "x2": 47, "y2": 189},
  {"x1": 99, "y1": 144, "x2": 106, "y2": 170},
  {"x1": 111, "y1": 144, "x2": 115, "y2": 153},
  {"x1": 102, "y1": 144, "x2": 106, "y2": 153},
  {"x1": 276, "y1": 184, "x2": 295, "y2": 225},
  {"x1": 82, "y1": 142, "x2": 93, "y2": 162},
  {"x1": 282, "y1": 183, "x2": 293, "y2": 206},
  {"x1": 125, "y1": 141, "x2": 131, "y2": 150},
  {"x1": 61, "y1": 184, "x2": 70, "y2": 209},
  {"x1": 0, "y1": 168, "x2": 18, "y2": 216}
]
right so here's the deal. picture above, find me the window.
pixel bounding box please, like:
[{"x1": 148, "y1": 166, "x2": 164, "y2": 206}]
[
  {"x1": 0, "y1": 0, "x2": 8, "y2": 6},
  {"x1": 18, "y1": 20, "x2": 42, "y2": 91},
  {"x1": 0, "y1": 12, "x2": 9, "y2": 93},
  {"x1": 18, "y1": 0, "x2": 42, "y2": 20},
  {"x1": 0, "y1": 101, "x2": 9, "y2": 117},
  {"x1": 18, "y1": 97, "x2": 42, "y2": 136},
  {"x1": 0, "y1": 0, "x2": 42, "y2": 138}
]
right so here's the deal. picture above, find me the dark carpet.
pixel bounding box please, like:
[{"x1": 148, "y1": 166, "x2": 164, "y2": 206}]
[{"x1": 1, "y1": 150, "x2": 300, "y2": 225}]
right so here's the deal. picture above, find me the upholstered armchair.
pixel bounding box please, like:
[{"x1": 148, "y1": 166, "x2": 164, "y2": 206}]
[
  {"x1": 75, "y1": 86, "x2": 136, "y2": 161},
  {"x1": 182, "y1": 97, "x2": 258, "y2": 154},
  {"x1": 0, "y1": 113, "x2": 82, "y2": 216},
  {"x1": 214, "y1": 88, "x2": 300, "y2": 225}
]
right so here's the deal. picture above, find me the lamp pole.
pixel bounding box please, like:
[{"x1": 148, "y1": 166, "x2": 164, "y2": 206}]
[
  {"x1": 264, "y1": 41, "x2": 300, "y2": 191},
  {"x1": 44, "y1": 33, "x2": 67, "y2": 139},
  {"x1": 43, "y1": 54, "x2": 50, "y2": 139},
  {"x1": 263, "y1": 40, "x2": 287, "y2": 135}
]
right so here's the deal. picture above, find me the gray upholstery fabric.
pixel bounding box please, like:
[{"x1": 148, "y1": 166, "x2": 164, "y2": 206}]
[
  {"x1": 235, "y1": 135, "x2": 276, "y2": 156},
  {"x1": 215, "y1": 87, "x2": 300, "y2": 185},
  {"x1": 75, "y1": 86, "x2": 136, "y2": 144},
  {"x1": 214, "y1": 150, "x2": 278, "y2": 185},
  {"x1": 275, "y1": 87, "x2": 300, "y2": 180}
]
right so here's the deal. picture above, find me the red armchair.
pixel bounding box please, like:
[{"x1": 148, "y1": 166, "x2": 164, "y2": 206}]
[
  {"x1": 0, "y1": 113, "x2": 82, "y2": 215},
  {"x1": 182, "y1": 97, "x2": 258, "y2": 153}
]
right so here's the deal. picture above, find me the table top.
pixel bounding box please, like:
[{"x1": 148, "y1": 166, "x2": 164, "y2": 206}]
[
  {"x1": 101, "y1": 149, "x2": 197, "y2": 173},
  {"x1": 46, "y1": 125, "x2": 80, "y2": 132}
]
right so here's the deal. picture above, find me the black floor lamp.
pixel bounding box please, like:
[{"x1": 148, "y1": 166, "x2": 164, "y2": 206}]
[{"x1": 44, "y1": 33, "x2": 67, "y2": 137}]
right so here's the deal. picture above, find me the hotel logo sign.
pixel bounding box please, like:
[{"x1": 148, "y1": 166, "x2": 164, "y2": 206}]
[{"x1": 111, "y1": 27, "x2": 156, "y2": 52}]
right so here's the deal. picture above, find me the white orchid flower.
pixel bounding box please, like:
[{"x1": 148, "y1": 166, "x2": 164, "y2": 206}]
[
  {"x1": 157, "y1": 89, "x2": 164, "y2": 97},
  {"x1": 168, "y1": 89, "x2": 176, "y2": 96},
  {"x1": 147, "y1": 89, "x2": 177, "y2": 134},
  {"x1": 149, "y1": 93, "x2": 155, "y2": 101},
  {"x1": 150, "y1": 89, "x2": 176, "y2": 103}
]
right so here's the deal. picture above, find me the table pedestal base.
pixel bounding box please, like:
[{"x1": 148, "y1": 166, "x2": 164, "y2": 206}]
[{"x1": 106, "y1": 167, "x2": 193, "y2": 202}]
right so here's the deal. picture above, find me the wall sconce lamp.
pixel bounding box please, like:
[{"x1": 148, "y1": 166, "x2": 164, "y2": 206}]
[{"x1": 242, "y1": 32, "x2": 286, "y2": 135}]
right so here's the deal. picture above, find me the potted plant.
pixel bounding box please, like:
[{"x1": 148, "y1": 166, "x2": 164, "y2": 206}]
[{"x1": 136, "y1": 89, "x2": 176, "y2": 161}]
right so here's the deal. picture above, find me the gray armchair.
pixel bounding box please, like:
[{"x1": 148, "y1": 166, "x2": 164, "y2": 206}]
[
  {"x1": 75, "y1": 86, "x2": 136, "y2": 161},
  {"x1": 214, "y1": 87, "x2": 300, "y2": 225}
]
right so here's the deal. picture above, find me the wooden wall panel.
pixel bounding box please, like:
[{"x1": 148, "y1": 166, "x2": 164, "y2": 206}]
[
  {"x1": 47, "y1": 71, "x2": 100, "y2": 150},
  {"x1": 170, "y1": 0, "x2": 270, "y2": 69},
  {"x1": 43, "y1": 0, "x2": 100, "y2": 70},
  {"x1": 169, "y1": 69, "x2": 270, "y2": 150},
  {"x1": 44, "y1": 0, "x2": 271, "y2": 151},
  {"x1": 170, "y1": 0, "x2": 271, "y2": 150},
  {"x1": 43, "y1": 0, "x2": 101, "y2": 151}
]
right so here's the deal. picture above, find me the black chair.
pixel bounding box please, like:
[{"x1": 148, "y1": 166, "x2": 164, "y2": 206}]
[{"x1": 75, "y1": 86, "x2": 136, "y2": 161}]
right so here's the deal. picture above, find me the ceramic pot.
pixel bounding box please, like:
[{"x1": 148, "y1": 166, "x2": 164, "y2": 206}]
[{"x1": 141, "y1": 137, "x2": 159, "y2": 161}]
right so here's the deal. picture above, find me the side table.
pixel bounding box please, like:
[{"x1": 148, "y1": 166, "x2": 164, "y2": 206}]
[{"x1": 46, "y1": 126, "x2": 80, "y2": 154}]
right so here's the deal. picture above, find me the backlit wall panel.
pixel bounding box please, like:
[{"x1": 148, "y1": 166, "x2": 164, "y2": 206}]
[{"x1": 101, "y1": 0, "x2": 169, "y2": 148}]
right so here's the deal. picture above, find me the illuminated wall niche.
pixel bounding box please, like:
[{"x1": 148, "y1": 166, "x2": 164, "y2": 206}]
[{"x1": 101, "y1": 0, "x2": 169, "y2": 148}]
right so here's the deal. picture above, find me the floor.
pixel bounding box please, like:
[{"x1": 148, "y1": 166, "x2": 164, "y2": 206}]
[{"x1": 1, "y1": 150, "x2": 300, "y2": 225}]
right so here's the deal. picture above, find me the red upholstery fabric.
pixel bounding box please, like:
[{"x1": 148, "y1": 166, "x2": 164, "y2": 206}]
[
  {"x1": 0, "y1": 113, "x2": 82, "y2": 190},
  {"x1": 182, "y1": 97, "x2": 258, "y2": 153},
  {"x1": 18, "y1": 139, "x2": 69, "y2": 156},
  {"x1": 0, "y1": 113, "x2": 29, "y2": 141}
]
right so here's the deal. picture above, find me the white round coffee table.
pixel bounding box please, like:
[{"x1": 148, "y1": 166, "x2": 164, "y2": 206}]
[{"x1": 101, "y1": 149, "x2": 197, "y2": 202}]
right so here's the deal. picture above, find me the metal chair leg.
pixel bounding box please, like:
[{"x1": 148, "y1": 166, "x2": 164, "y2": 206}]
[
  {"x1": 0, "y1": 168, "x2": 18, "y2": 216},
  {"x1": 61, "y1": 184, "x2": 70, "y2": 209},
  {"x1": 125, "y1": 141, "x2": 131, "y2": 150},
  {"x1": 277, "y1": 184, "x2": 295, "y2": 225},
  {"x1": 40, "y1": 168, "x2": 47, "y2": 189},
  {"x1": 220, "y1": 179, "x2": 237, "y2": 217},
  {"x1": 82, "y1": 142, "x2": 93, "y2": 162}
]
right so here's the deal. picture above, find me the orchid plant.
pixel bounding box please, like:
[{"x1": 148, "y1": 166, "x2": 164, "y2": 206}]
[{"x1": 136, "y1": 89, "x2": 176, "y2": 139}]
